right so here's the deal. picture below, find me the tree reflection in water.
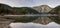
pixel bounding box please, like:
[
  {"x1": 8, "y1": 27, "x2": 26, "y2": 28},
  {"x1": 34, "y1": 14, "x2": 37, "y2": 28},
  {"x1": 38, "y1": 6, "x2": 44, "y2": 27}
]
[
  {"x1": 49, "y1": 16, "x2": 60, "y2": 24},
  {"x1": 8, "y1": 15, "x2": 59, "y2": 25}
]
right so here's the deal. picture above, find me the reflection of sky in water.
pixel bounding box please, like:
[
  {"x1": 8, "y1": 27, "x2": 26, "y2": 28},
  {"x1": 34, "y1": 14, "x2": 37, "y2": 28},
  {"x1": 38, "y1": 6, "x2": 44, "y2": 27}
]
[{"x1": 10, "y1": 22, "x2": 60, "y2": 28}]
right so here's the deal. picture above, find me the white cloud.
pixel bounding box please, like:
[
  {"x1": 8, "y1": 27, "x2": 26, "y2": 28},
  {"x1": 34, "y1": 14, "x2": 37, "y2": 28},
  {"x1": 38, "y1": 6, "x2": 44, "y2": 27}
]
[
  {"x1": 0, "y1": 0, "x2": 26, "y2": 7},
  {"x1": 0, "y1": 0, "x2": 60, "y2": 7}
]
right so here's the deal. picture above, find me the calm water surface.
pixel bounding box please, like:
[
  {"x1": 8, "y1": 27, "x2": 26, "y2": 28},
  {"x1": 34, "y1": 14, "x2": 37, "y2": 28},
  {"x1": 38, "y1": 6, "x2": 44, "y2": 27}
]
[
  {"x1": 10, "y1": 22, "x2": 60, "y2": 28},
  {"x1": 9, "y1": 14, "x2": 59, "y2": 28}
]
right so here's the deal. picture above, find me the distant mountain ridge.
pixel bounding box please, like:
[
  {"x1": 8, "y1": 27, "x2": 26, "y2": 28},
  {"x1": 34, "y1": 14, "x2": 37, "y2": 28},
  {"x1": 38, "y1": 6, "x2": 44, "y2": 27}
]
[
  {"x1": 0, "y1": 3, "x2": 39, "y2": 15},
  {"x1": 12, "y1": 7, "x2": 39, "y2": 14},
  {"x1": 0, "y1": 3, "x2": 54, "y2": 14},
  {"x1": 33, "y1": 5, "x2": 52, "y2": 13}
]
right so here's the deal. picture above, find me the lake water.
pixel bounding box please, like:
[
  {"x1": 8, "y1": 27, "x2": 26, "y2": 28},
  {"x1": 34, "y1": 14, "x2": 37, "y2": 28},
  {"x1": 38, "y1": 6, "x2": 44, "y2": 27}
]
[
  {"x1": 7, "y1": 14, "x2": 59, "y2": 28},
  {"x1": 10, "y1": 22, "x2": 60, "y2": 28},
  {"x1": 10, "y1": 16, "x2": 59, "y2": 28}
]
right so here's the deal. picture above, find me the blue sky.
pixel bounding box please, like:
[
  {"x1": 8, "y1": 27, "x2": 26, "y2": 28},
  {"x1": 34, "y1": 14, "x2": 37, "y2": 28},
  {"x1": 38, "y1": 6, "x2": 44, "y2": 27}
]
[{"x1": 0, "y1": 0, "x2": 60, "y2": 7}]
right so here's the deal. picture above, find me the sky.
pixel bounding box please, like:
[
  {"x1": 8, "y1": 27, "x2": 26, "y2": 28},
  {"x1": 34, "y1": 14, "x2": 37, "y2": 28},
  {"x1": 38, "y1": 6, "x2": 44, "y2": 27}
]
[{"x1": 0, "y1": 0, "x2": 60, "y2": 7}]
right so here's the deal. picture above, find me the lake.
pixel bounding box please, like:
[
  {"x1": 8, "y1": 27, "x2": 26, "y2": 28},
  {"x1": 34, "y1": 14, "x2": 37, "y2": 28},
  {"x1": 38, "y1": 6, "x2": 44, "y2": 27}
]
[
  {"x1": 10, "y1": 16, "x2": 60, "y2": 28},
  {"x1": 6, "y1": 14, "x2": 60, "y2": 28}
]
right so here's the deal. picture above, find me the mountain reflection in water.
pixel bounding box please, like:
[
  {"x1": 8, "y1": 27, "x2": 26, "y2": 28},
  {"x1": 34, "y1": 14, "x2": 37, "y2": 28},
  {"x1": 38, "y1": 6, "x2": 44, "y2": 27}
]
[
  {"x1": 9, "y1": 16, "x2": 60, "y2": 28},
  {"x1": 10, "y1": 22, "x2": 60, "y2": 28}
]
